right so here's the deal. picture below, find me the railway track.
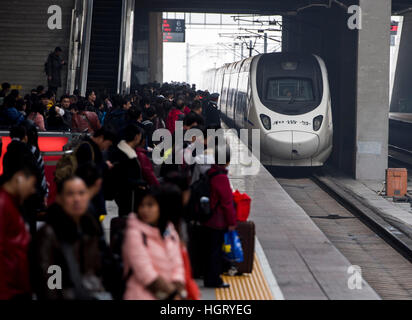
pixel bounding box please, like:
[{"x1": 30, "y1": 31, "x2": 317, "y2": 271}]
[
  {"x1": 268, "y1": 167, "x2": 412, "y2": 300},
  {"x1": 388, "y1": 145, "x2": 412, "y2": 172}
]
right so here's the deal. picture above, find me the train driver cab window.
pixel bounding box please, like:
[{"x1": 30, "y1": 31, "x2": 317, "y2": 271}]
[{"x1": 266, "y1": 78, "x2": 314, "y2": 102}]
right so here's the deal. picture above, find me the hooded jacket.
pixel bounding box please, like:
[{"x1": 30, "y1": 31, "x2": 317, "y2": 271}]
[{"x1": 122, "y1": 214, "x2": 185, "y2": 300}]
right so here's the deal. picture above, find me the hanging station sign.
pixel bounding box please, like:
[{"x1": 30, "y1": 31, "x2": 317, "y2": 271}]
[{"x1": 163, "y1": 19, "x2": 185, "y2": 42}]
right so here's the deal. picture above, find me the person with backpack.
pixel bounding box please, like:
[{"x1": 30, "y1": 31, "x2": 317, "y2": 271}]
[
  {"x1": 35, "y1": 176, "x2": 110, "y2": 300},
  {"x1": 202, "y1": 143, "x2": 236, "y2": 288},
  {"x1": 122, "y1": 186, "x2": 186, "y2": 300}
]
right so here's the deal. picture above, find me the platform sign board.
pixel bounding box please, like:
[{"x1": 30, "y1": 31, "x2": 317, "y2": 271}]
[
  {"x1": 391, "y1": 21, "x2": 399, "y2": 46},
  {"x1": 163, "y1": 19, "x2": 185, "y2": 42}
]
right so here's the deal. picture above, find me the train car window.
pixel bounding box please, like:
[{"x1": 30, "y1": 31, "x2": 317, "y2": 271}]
[{"x1": 266, "y1": 78, "x2": 314, "y2": 102}]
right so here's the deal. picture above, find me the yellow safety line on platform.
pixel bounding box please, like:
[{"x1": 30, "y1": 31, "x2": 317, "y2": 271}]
[{"x1": 215, "y1": 254, "x2": 274, "y2": 300}]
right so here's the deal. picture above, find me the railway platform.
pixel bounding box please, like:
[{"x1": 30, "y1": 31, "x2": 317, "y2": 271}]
[
  {"x1": 103, "y1": 128, "x2": 381, "y2": 300},
  {"x1": 222, "y1": 129, "x2": 380, "y2": 300}
]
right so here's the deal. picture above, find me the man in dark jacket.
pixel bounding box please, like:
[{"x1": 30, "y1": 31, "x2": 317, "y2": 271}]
[
  {"x1": 205, "y1": 93, "x2": 221, "y2": 128},
  {"x1": 104, "y1": 97, "x2": 132, "y2": 138},
  {"x1": 108, "y1": 124, "x2": 146, "y2": 216},
  {"x1": 46, "y1": 47, "x2": 65, "y2": 95},
  {"x1": 75, "y1": 128, "x2": 116, "y2": 219},
  {"x1": 59, "y1": 95, "x2": 73, "y2": 129}
]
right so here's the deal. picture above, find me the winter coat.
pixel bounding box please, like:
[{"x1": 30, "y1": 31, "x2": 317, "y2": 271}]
[
  {"x1": 136, "y1": 147, "x2": 159, "y2": 186},
  {"x1": 122, "y1": 214, "x2": 185, "y2": 300},
  {"x1": 166, "y1": 108, "x2": 184, "y2": 134},
  {"x1": 76, "y1": 138, "x2": 107, "y2": 216},
  {"x1": 108, "y1": 140, "x2": 146, "y2": 216},
  {"x1": 62, "y1": 109, "x2": 72, "y2": 129},
  {"x1": 103, "y1": 108, "x2": 128, "y2": 137},
  {"x1": 0, "y1": 189, "x2": 31, "y2": 299},
  {"x1": 46, "y1": 52, "x2": 64, "y2": 88},
  {"x1": 35, "y1": 204, "x2": 107, "y2": 300},
  {"x1": 141, "y1": 119, "x2": 155, "y2": 148},
  {"x1": 71, "y1": 111, "x2": 101, "y2": 134},
  {"x1": 203, "y1": 165, "x2": 237, "y2": 230},
  {"x1": 205, "y1": 101, "x2": 221, "y2": 128}
]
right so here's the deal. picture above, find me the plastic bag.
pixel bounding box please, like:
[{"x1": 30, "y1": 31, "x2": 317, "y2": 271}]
[
  {"x1": 233, "y1": 190, "x2": 251, "y2": 222},
  {"x1": 223, "y1": 230, "x2": 244, "y2": 263}
]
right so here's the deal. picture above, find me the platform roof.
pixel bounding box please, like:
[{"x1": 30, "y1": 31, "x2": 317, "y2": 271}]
[{"x1": 137, "y1": 0, "x2": 412, "y2": 15}]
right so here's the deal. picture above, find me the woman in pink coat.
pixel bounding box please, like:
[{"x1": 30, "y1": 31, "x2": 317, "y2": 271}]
[{"x1": 122, "y1": 187, "x2": 186, "y2": 300}]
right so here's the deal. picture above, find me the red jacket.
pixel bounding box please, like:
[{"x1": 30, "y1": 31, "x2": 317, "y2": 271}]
[
  {"x1": 204, "y1": 165, "x2": 237, "y2": 230},
  {"x1": 136, "y1": 147, "x2": 159, "y2": 186},
  {"x1": 183, "y1": 106, "x2": 191, "y2": 115},
  {"x1": 166, "y1": 108, "x2": 184, "y2": 134},
  {"x1": 0, "y1": 189, "x2": 31, "y2": 299}
]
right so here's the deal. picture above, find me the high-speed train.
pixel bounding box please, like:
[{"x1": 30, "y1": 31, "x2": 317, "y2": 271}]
[{"x1": 202, "y1": 52, "x2": 333, "y2": 167}]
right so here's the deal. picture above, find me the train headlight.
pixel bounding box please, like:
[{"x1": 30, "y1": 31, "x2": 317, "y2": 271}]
[
  {"x1": 313, "y1": 115, "x2": 323, "y2": 131},
  {"x1": 260, "y1": 114, "x2": 272, "y2": 130}
]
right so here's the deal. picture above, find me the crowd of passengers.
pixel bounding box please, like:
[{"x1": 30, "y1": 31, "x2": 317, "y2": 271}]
[{"x1": 0, "y1": 81, "x2": 237, "y2": 300}]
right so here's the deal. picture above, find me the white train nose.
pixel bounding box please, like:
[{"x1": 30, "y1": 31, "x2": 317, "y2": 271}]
[
  {"x1": 264, "y1": 131, "x2": 293, "y2": 160},
  {"x1": 292, "y1": 131, "x2": 320, "y2": 159},
  {"x1": 264, "y1": 131, "x2": 320, "y2": 160}
]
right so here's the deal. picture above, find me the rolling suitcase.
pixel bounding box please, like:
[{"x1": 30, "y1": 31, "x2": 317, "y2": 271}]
[{"x1": 235, "y1": 220, "x2": 255, "y2": 274}]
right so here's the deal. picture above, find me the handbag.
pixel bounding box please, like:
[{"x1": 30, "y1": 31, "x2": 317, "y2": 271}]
[{"x1": 233, "y1": 190, "x2": 251, "y2": 222}]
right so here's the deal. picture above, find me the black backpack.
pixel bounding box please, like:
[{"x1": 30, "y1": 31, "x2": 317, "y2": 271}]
[{"x1": 189, "y1": 168, "x2": 224, "y2": 223}]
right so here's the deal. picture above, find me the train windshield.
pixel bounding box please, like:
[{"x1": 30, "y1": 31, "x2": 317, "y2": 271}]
[
  {"x1": 266, "y1": 78, "x2": 314, "y2": 102},
  {"x1": 256, "y1": 53, "x2": 323, "y2": 115}
]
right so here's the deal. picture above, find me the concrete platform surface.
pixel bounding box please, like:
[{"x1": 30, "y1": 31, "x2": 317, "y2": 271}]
[{"x1": 224, "y1": 129, "x2": 380, "y2": 300}]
